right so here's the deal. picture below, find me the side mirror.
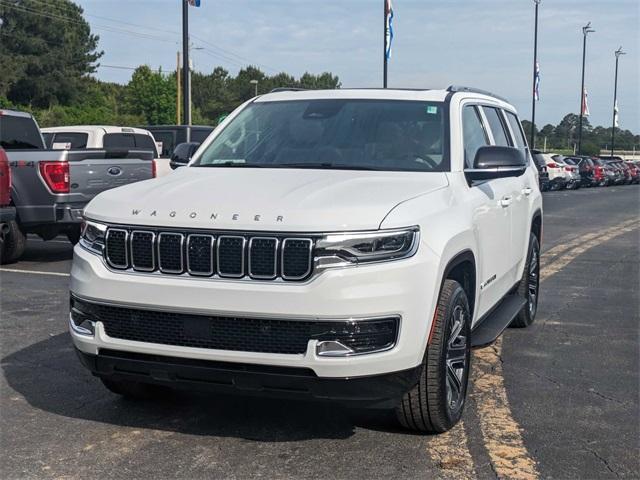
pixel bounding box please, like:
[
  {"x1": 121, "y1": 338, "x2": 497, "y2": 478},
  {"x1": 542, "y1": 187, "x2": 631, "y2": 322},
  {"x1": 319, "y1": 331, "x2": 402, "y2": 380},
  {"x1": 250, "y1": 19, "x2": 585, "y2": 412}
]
[
  {"x1": 465, "y1": 146, "x2": 526, "y2": 182},
  {"x1": 170, "y1": 142, "x2": 201, "y2": 169}
]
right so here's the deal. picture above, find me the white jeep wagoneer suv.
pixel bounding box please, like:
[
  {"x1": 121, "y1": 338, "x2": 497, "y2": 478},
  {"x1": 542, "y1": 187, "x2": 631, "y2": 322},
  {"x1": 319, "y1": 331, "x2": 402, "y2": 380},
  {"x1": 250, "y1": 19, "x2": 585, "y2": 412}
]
[{"x1": 70, "y1": 86, "x2": 542, "y2": 433}]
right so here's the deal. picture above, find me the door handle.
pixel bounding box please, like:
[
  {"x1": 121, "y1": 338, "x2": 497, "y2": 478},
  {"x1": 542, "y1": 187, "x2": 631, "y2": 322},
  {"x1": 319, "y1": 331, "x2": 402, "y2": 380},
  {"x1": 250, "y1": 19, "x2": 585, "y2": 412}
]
[
  {"x1": 500, "y1": 196, "x2": 512, "y2": 207},
  {"x1": 522, "y1": 187, "x2": 533, "y2": 196}
]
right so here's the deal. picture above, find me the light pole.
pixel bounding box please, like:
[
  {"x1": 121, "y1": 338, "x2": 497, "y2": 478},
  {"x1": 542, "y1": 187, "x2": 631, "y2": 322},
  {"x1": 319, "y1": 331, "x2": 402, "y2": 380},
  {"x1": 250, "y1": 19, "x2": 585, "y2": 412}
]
[
  {"x1": 250, "y1": 79, "x2": 259, "y2": 97},
  {"x1": 182, "y1": 0, "x2": 190, "y2": 140},
  {"x1": 530, "y1": 0, "x2": 541, "y2": 149},
  {"x1": 610, "y1": 46, "x2": 625, "y2": 158},
  {"x1": 577, "y1": 21, "x2": 594, "y2": 154}
]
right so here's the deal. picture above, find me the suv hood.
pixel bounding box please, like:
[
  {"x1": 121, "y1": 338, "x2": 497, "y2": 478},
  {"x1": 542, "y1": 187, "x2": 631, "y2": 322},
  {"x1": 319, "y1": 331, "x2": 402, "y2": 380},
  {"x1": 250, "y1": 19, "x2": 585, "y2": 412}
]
[{"x1": 85, "y1": 167, "x2": 448, "y2": 232}]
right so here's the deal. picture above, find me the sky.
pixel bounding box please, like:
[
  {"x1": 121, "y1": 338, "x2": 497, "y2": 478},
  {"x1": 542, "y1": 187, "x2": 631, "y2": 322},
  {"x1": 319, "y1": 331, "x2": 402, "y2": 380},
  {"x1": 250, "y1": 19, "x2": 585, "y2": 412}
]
[{"x1": 75, "y1": 0, "x2": 639, "y2": 132}]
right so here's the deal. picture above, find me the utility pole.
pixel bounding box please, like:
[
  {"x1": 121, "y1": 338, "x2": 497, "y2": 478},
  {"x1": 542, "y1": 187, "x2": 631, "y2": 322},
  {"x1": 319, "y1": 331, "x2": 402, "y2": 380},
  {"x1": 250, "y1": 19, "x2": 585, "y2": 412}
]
[
  {"x1": 530, "y1": 0, "x2": 541, "y2": 148},
  {"x1": 182, "y1": 0, "x2": 191, "y2": 141},
  {"x1": 577, "y1": 21, "x2": 594, "y2": 155},
  {"x1": 176, "y1": 51, "x2": 181, "y2": 125},
  {"x1": 611, "y1": 47, "x2": 625, "y2": 158}
]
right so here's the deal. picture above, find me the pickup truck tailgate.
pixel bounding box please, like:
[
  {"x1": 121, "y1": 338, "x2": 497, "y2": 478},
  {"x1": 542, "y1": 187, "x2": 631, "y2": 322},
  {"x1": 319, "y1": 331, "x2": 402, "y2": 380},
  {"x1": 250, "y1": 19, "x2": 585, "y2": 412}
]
[{"x1": 68, "y1": 149, "x2": 155, "y2": 201}]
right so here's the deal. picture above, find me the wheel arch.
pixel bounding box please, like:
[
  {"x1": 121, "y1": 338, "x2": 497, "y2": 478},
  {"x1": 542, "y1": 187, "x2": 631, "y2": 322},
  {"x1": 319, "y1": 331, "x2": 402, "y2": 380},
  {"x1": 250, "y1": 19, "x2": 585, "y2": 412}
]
[
  {"x1": 531, "y1": 209, "x2": 543, "y2": 243},
  {"x1": 441, "y1": 250, "x2": 477, "y2": 321}
]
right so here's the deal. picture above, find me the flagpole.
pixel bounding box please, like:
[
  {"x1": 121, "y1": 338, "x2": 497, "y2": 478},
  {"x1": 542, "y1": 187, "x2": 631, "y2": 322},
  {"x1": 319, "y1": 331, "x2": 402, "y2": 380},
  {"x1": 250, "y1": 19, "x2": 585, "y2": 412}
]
[
  {"x1": 577, "y1": 22, "x2": 594, "y2": 155},
  {"x1": 530, "y1": 0, "x2": 540, "y2": 148},
  {"x1": 383, "y1": 0, "x2": 388, "y2": 88},
  {"x1": 182, "y1": 0, "x2": 191, "y2": 141},
  {"x1": 611, "y1": 47, "x2": 625, "y2": 158}
]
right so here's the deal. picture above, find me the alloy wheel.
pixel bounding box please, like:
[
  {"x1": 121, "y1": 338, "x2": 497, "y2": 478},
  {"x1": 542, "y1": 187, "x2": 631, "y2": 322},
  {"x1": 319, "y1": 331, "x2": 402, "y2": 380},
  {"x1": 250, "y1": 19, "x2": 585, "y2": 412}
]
[
  {"x1": 445, "y1": 305, "x2": 468, "y2": 414},
  {"x1": 528, "y1": 247, "x2": 539, "y2": 317}
]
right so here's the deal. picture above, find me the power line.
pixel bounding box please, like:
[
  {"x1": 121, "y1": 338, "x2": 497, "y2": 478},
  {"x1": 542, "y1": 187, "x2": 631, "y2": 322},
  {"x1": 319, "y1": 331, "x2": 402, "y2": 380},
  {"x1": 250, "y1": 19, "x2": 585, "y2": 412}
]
[{"x1": 18, "y1": 0, "x2": 282, "y2": 73}]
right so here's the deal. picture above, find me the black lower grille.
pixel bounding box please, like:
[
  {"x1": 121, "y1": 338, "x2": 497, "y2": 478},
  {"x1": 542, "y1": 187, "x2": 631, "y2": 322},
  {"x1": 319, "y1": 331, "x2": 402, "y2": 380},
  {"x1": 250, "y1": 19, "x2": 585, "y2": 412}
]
[{"x1": 71, "y1": 297, "x2": 399, "y2": 355}]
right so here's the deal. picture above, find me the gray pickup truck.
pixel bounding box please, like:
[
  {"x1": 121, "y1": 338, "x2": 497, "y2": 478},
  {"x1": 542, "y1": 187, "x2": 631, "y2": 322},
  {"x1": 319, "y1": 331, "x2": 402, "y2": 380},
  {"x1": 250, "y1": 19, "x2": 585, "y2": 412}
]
[{"x1": 0, "y1": 109, "x2": 156, "y2": 263}]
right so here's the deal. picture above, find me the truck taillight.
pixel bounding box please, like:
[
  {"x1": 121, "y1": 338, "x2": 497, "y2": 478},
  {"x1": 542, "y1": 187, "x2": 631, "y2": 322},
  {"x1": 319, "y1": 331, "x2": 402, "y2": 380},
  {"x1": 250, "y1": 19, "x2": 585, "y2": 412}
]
[
  {"x1": 152, "y1": 160, "x2": 157, "y2": 178},
  {"x1": 39, "y1": 161, "x2": 70, "y2": 193}
]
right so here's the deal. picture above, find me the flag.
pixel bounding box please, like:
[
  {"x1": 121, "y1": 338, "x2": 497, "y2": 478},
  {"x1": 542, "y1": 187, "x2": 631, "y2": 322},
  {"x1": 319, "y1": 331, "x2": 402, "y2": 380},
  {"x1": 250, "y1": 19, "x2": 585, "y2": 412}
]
[
  {"x1": 614, "y1": 100, "x2": 619, "y2": 127},
  {"x1": 582, "y1": 88, "x2": 590, "y2": 117},
  {"x1": 188, "y1": 0, "x2": 201, "y2": 7},
  {"x1": 534, "y1": 62, "x2": 540, "y2": 101},
  {"x1": 385, "y1": 0, "x2": 394, "y2": 60}
]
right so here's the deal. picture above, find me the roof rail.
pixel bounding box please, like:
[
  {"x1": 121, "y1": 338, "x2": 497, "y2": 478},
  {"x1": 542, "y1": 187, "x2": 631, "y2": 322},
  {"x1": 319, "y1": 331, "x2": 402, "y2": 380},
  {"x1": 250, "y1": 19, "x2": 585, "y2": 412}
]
[
  {"x1": 447, "y1": 85, "x2": 509, "y2": 103},
  {"x1": 269, "y1": 87, "x2": 308, "y2": 93}
]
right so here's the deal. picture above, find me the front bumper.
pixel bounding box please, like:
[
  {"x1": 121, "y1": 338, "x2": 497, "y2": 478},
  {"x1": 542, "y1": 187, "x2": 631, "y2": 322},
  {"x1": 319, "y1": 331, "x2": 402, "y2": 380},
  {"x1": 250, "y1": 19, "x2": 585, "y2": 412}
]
[
  {"x1": 70, "y1": 241, "x2": 439, "y2": 379},
  {"x1": 75, "y1": 348, "x2": 422, "y2": 408}
]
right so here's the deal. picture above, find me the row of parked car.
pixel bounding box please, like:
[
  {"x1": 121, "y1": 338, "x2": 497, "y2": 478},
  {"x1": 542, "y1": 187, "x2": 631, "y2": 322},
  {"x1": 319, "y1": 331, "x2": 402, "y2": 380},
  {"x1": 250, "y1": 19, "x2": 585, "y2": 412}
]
[{"x1": 531, "y1": 150, "x2": 640, "y2": 190}]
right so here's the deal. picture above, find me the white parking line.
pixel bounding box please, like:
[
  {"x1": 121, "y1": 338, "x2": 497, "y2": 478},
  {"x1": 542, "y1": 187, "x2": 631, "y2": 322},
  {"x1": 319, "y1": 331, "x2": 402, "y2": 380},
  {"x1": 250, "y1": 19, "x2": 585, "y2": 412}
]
[{"x1": 0, "y1": 268, "x2": 70, "y2": 277}]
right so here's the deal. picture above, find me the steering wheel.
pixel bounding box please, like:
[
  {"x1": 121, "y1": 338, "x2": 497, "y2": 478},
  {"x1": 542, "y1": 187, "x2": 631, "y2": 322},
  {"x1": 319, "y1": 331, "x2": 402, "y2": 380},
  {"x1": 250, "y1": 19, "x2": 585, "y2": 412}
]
[{"x1": 223, "y1": 123, "x2": 246, "y2": 150}]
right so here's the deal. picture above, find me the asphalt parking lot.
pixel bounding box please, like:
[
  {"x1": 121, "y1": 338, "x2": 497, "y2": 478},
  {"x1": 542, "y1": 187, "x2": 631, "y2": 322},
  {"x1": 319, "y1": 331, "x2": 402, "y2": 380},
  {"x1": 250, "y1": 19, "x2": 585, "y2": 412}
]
[{"x1": 1, "y1": 186, "x2": 638, "y2": 479}]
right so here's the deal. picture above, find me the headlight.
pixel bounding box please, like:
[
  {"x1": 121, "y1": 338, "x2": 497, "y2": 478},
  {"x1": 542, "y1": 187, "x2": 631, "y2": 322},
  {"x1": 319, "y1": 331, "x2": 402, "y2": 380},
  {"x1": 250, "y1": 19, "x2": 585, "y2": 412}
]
[
  {"x1": 315, "y1": 227, "x2": 419, "y2": 269},
  {"x1": 79, "y1": 218, "x2": 107, "y2": 255}
]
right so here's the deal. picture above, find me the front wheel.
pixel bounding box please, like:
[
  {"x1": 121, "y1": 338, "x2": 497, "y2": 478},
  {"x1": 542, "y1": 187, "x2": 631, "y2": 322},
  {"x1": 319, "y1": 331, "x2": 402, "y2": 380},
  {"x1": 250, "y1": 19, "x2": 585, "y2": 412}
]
[
  {"x1": 511, "y1": 233, "x2": 540, "y2": 328},
  {"x1": 1, "y1": 220, "x2": 26, "y2": 264},
  {"x1": 395, "y1": 279, "x2": 471, "y2": 433}
]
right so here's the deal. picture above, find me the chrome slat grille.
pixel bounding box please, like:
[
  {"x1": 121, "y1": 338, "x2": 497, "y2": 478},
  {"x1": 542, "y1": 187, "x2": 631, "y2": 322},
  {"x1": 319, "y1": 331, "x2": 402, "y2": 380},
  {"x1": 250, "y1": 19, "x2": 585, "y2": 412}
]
[{"x1": 103, "y1": 227, "x2": 314, "y2": 282}]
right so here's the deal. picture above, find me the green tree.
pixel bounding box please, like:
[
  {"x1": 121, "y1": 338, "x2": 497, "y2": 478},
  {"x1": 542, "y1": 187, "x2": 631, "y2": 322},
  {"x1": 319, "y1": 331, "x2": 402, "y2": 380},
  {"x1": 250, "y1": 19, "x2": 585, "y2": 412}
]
[
  {"x1": 0, "y1": 0, "x2": 102, "y2": 107},
  {"x1": 125, "y1": 66, "x2": 176, "y2": 125}
]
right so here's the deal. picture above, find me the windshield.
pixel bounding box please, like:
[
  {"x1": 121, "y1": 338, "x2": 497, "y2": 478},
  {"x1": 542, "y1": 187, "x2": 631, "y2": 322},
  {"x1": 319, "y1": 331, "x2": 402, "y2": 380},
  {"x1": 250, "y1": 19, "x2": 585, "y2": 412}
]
[{"x1": 193, "y1": 99, "x2": 448, "y2": 171}]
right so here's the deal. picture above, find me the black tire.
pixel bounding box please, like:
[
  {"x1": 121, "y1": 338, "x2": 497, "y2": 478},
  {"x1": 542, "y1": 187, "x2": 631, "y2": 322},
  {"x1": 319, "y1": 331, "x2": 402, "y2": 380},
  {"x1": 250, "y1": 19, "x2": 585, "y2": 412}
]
[
  {"x1": 1, "y1": 220, "x2": 26, "y2": 264},
  {"x1": 66, "y1": 226, "x2": 81, "y2": 245},
  {"x1": 395, "y1": 279, "x2": 471, "y2": 433},
  {"x1": 511, "y1": 233, "x2": 540, "y2": 328},
  {"x1": 100, "y1": 377, "x2": 167, "y2": 400}
]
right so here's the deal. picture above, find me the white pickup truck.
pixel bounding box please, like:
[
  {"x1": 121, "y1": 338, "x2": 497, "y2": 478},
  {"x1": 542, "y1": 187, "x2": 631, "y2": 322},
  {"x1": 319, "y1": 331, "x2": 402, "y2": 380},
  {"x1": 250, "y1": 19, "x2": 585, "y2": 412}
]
[
  {"x1": 42, "y1": 126, "x2": 171, "y2": 177},
  {"x1": 70, "y1": 87, "x2": 542, "y2": 433}
]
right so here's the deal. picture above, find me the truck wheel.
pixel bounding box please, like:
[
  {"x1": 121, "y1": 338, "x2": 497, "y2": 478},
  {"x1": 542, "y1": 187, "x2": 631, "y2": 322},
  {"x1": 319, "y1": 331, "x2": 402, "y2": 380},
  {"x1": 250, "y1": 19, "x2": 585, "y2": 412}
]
[
  {"x1": 66, "y1": 226, "x2": 81, "y2": 245},
  {"x1": 395, "y1": 279, "x2": 471, "y2": 433},
  {"x1": 100, "y1": 377, "x2": 166, "y2": 400},
  {"x1": 511, "y1": 233, "x2": 540, "y2": 328},
  {"x1": 1, "y1": 220, "x2": 26, "y2": 264}
]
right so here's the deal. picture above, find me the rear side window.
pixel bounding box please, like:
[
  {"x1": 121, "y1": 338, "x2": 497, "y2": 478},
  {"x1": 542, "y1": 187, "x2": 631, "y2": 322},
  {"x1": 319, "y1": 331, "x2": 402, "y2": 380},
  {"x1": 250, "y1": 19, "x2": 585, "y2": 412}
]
[
  {"x1": 151, "y1": 131, "x2": 175, "y2": 157},
  {"x1": 0, "y1": 115, "x2": 45, "y2": 150},
  {"x1": 103, "y1": 133, "x2": 156, "y2": 154},
  {"x1": 482, "y1": 107, "x2": 510, "y2": 147},
  {"x1": 505, "y1": 112, "x2": 528, "y2": 151},
  {"x1": 462, "y1": 106, "x2": 489, "y2": 168},
  {"x1": 51, "y1": 132, "x2": 88, "y2": 149},
  {"x1": 42, "y1": 132, "x2": 53, "y2": 148}
]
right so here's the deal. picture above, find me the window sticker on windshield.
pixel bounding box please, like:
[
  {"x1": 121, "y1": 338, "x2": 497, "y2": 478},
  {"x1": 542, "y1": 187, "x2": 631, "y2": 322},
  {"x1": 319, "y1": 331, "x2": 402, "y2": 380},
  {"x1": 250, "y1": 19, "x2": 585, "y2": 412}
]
[{"x1": 426, "y1": 106, "x2": 438, "y2": 115}]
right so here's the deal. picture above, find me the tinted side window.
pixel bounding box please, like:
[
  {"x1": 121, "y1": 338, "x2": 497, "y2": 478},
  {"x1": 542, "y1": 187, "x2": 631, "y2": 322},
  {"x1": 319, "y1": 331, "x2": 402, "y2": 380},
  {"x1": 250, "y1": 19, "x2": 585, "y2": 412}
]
[
  {"x1": 0, "y1": 115, "x2": 45, "y2": 150},
  {"x1": 483, "y1": 107, "x2": 510, "y2": 147},
  {"x1": 505, "y1": 112, "x2": 528, "y2": 151},
  {"x1": 191, "y1": 129, "x2": 213, "y2": 143},
  {"x1": 462, "y1": 106, "x2": 489, "y2": 168},
  {"x1": 42, "y1": 132, "x2": 53, "y2": 148},
  {"x1": 133, "y1": 134, "x2": 157, "y2": 152},
  {"x1": 52, "y1": 132, "x2": 88, "y2": 149},
  {"x1": 152, "y1": 131, "x2": 175, "y2": 158},
  {"x1": 103, "y1": 133, "x2": 135, "y2": 149}
]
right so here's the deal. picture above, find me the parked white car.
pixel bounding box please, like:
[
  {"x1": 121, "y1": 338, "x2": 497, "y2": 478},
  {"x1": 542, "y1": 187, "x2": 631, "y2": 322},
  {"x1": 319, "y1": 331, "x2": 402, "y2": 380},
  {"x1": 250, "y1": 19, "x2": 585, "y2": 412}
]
[
  {"x1": 41, "y1": 126, "x2": 170, "y2": 177},
  {"x1": 70, "y1": 87, "x2": 543, "y2": 434},
  {"x1": 552, "y1": 155, "x2": 580, "y2": 189},
  {"x1": 541, "y1": 153, "x2": 567, "y2": 190}
]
